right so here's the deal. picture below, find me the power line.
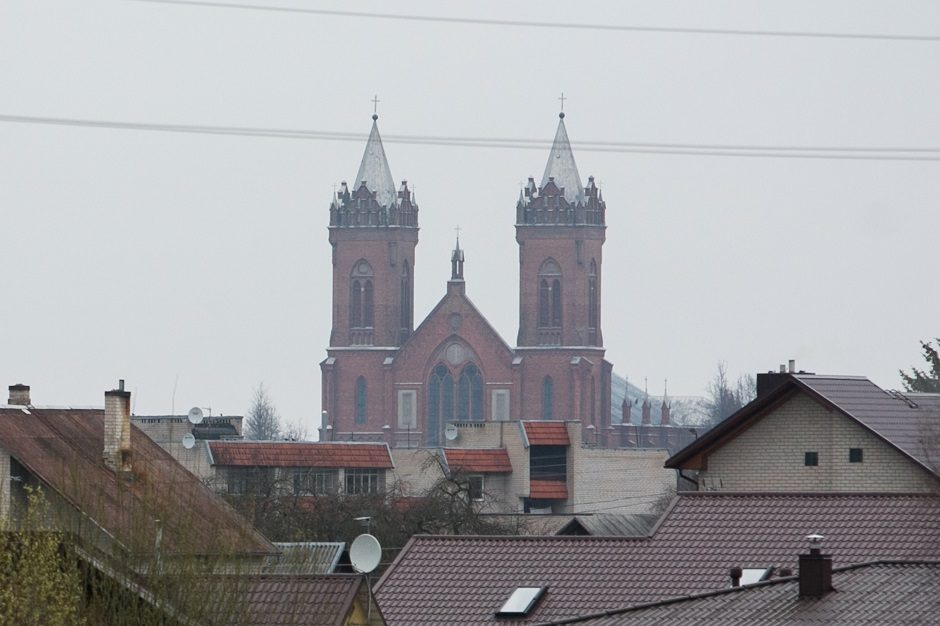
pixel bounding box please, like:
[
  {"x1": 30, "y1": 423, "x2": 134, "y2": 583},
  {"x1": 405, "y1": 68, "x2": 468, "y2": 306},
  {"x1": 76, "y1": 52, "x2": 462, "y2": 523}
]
[
  {"x1": 129, "y1": 0, "x2": 940, "y2": 43},
  {"x1": 3, "y1": 113, "x2": 940, "y2": 162}
]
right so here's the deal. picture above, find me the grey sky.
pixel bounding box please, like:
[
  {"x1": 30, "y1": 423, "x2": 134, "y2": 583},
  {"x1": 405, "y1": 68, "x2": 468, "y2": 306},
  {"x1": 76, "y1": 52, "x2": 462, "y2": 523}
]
[{"x1": 2, "y1": 0, "x2": 938, "y2": 433}]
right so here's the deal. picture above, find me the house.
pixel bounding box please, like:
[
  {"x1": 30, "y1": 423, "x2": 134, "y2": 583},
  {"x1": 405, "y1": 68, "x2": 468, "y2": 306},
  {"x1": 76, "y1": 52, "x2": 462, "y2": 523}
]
[
  {"x1": 208, "y1": 440, "x2": 395, "y2": 497},
  {"x1": 373, "y1": 492, "x2": 940, "y2": 625},
  {"x1": 666, "y1": 371, "x2": 940, "y2": 492},
  {"x1": 539, "y1": 558, "x2": 940, "y2": 625},
  {"x1": 1, "y1": 383, "x2": 386, "y2": 625},
  {"x1": 389, "y1": 420, "x2": 675, "y2": 515}
]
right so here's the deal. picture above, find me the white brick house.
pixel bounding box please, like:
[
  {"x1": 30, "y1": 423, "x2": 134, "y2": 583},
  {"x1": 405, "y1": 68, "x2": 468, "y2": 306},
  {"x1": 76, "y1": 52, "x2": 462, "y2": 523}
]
[{"x1": 667, "y1": 374, "x2": 940, "y2": 493}]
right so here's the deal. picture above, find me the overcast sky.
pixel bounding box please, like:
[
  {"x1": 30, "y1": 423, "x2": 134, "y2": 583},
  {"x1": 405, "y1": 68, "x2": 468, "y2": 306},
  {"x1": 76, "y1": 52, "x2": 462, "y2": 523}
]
[{"x1": 2, "y1": 0, "x2": 939, "y2": 433}]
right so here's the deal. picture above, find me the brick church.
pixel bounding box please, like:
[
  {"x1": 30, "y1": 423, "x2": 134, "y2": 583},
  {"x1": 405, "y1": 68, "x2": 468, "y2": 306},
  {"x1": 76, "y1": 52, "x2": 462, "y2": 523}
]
[{"x1": 321, "y1": 111, "x2": 617, "y2": 447}]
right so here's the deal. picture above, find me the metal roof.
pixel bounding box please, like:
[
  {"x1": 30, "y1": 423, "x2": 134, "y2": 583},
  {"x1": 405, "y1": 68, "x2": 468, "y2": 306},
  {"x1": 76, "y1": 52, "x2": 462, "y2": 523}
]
[
  {"x1": 541, "y1": 117, "x2": 584, "y2": 205},
  {"x1": 354, "y1": 118, "x2": 397, "y2": 208}
]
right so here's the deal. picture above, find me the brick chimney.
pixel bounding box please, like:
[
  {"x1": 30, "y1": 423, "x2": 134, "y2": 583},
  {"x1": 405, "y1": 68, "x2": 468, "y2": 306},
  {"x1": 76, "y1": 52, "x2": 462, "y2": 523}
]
[
  {"x1": 798, "y1": 535, "x2": 833, "y2": 598},
  {"x1": 7, "y1": 384, "x2": 30, "y2": 405},
  {"x1": 103, "y1": 380, "x2": 132, "y2": 473}
]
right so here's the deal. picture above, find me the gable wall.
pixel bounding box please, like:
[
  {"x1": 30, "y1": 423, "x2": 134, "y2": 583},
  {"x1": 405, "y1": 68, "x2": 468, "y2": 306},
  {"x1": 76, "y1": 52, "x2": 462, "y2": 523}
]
[
  {"x1": 0, "y1": 444, "x2": 8, "y2": 519},
  {"x1": 568, "y1": 446, "x2": 675, "y2": 514},
  {"x1": 698, "y1": 393, "x2": 938, "y2": 492}
]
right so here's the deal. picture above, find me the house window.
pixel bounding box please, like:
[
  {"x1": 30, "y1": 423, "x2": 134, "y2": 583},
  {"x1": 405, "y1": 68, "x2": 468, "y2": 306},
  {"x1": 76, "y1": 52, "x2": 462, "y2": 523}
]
[
  {"x1": 355, "y1": 377, "x2": 367, "y2": 425},
  {"x1": 849, "y1": 448, "x2": 864, "y2": 463},
  {"x1": 468, "y1": 475, "x2": 484, "y2": 502},
  {"x1": 804, "y1": 452, "x2": 819, "y2": 467},
  {"x1": 398, "y1": 390, "x2": 417, "y2": 428},
  {"x1": 292, "y1": 469, "x2": 338, "y2": 495},
  {"x1": 492, "y1": 389, "x2": 510, "y2": 421},
  {"x1": 542, "y1": 376, "x2": 554, "y2": 420},
  {"x1": 345, "y1": 469, "x2": 383, "y2": 495},
  {"x1": 530, "y1": 445, "x2": 567, "y2": 482}
]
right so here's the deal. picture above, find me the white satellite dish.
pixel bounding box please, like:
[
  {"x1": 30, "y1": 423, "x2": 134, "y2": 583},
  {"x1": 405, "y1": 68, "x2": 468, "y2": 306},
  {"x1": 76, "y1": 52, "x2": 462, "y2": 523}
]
[
  {"x1": 181, "y1": 433, "x2": 196, "y2": 449},
  {"x1": 350, "y1": 533, "x2": 382, "y2": 574},
  {"x1": 187, "y1": 406, "x2": 204, "y2": 425},
  {"x1": 444, "y1": 423, "x2": 459, "y2": 442}
]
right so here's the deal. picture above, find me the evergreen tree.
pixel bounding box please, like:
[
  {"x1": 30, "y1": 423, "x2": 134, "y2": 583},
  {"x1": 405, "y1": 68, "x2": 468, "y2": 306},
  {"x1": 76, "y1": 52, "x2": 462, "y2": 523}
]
[{"x1": 900, "y1": 338, "x2": 940, "y2": 392}]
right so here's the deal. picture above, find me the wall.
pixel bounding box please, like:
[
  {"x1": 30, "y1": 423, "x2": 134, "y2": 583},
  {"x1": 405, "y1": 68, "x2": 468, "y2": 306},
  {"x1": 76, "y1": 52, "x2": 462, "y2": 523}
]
[
  {"x1": 698, "y1": 393, "x2": 938, "y2": 492},
  {"x1": 0, "y1": 444, "x2": 9, "y2": 519},
  {"x1": 567, "y1": 445, "x2": 675, "y2": 515}
]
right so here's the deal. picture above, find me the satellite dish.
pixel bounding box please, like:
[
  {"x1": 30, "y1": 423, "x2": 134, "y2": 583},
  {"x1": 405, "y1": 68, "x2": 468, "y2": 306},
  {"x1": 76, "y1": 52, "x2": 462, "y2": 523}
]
[
  {"x1": 181, "y1": 433, "x2": 196, "y2": 449},
  {"x1": 187, "y1": 407, "x2": 204, "y2": 425},
  {"x1": 444, "y1": 423, "x2": 459, "y2": 442},
  {"x1": 350, "y1": 533, "x2": 382, "y2": 574}
]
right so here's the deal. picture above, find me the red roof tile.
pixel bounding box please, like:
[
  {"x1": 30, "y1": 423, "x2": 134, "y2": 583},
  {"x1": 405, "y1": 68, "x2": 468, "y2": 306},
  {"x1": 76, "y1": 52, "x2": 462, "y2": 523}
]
[
  {"x1": 523, "y1": 422, "x2": 570, "y2": 446},
  {"x1": 209, "y1": 441, "x2": 393, "y2": 469},
  {"x1": 444, "y1": 448, "x2": 512, "y2": 473},
  {"x1": 529, "y1": 479, "x2": 568, "y2": 500},
  {"x1": 0, "y1": 407, "x2": 275, "y2": 557},
  {"x1": 375, "y1": 493, "x2": 940, "y2": 625}
]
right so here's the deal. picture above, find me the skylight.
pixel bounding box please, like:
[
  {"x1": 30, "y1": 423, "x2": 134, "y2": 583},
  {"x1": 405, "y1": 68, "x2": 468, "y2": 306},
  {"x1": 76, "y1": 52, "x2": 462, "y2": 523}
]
[
  {"x1": 740, "y1": 568, "x2": 773, "y2": 585},
  {"x1": 496, "y1": 586, "x2": 546, "y2": 617}
]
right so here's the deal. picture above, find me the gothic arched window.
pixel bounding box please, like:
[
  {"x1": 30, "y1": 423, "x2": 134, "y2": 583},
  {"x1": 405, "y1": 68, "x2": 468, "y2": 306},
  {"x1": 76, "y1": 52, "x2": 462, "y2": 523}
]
[
  {"x1": 427, "y1": 364, "x2": 454, "y2": 446},
  {"x1": 538, "y1": 260, "x2": 562, "y2": 328},
  {"x1": 457, "y1": 363, "x2": 484, "y2": 422},
  {"x1": 355, "y1": 376, "x2": 367, "y2": 425},
  {"x1": 350, "y1": 261, "x2": 374, "y2": 328},
  {"x1": 542, "y1": 376, "x2": 554, "y2": 420},
  {"x1": 588, "y1": 259, "x2": 598, "y2": 345},
  {"x1": 400, "y1": 261, "x2": 412, "y2": 331}
]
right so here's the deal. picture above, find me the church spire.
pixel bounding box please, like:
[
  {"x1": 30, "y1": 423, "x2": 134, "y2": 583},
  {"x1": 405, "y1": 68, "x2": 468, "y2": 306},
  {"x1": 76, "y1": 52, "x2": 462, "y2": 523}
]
[
  {"x1": 354, "y1": 114, "x2": 397, "y2": 208},
  {"x1": 450, "y1": 231, "x2": 465, "y2": 280},
  {"x1": 541, "y1": 112, "x2": 584, "y2": 205}
]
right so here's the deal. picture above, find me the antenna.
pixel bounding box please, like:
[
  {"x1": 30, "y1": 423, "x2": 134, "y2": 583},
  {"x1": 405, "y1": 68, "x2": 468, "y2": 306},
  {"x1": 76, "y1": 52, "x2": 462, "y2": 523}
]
[
  {"x1": 187, "y1": 406, "x2": 204, "y2": 425},
  {"x1": 444, "y1": 423, "x2": 459, "y2": 442},
  {"x1": 181, "y1": 433, "x2": 196, "y2": 449},
  {"x1": 350, "y1": 533, "x2": 382, "y2": 574}
]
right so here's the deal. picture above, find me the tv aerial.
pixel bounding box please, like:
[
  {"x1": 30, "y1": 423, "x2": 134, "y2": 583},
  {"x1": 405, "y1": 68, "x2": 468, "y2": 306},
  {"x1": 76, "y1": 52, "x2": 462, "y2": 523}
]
[
  {"x1": 187, "y1": 406, "x2": 204, "y2": 425},
  {"x1": 181, "y1": 433, "x2": 196, "y2": 449},
  {"x1": 444, "y1": 423, "x2": 459, "y2": 442},
  {"x1": 350, "y1": 533, "x2": 382, "y2": 574}
]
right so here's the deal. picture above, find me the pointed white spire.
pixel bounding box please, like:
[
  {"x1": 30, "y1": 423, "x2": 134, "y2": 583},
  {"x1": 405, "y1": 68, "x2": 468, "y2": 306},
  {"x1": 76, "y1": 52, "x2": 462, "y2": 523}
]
[
  {"x1": 354, "y1": 115, "x2": 397, "y2": 208},
  {"x1": 541, "y1": 113, "x2": 584, "y2": 205}
]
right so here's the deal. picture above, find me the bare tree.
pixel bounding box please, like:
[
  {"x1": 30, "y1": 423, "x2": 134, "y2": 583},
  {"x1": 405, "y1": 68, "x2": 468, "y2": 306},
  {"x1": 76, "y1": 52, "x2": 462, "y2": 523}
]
[
  {"x1": 245, "y1": 383, "x2": 281, "y2": 440},
  {"x1": 702, "y1": 362, "x2": 756, "y2": 426}
]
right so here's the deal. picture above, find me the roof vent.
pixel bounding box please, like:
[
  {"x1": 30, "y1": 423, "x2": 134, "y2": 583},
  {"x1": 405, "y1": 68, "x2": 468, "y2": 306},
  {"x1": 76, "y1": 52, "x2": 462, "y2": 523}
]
[{"x1": 496, "y1": 587, "x2": 546, "y2": 618}]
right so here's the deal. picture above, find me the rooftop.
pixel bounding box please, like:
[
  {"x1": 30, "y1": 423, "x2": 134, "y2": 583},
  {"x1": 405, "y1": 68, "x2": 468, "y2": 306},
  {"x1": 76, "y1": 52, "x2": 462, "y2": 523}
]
[
  {"x1": 209, "y1": 441, "x2": 394, "y2": 469},
  {"x1": 375, "y1": 492, "x2": 940, "y2": 625},
  {"x1": 444, "y1": 448, "x2": 513, "y2": 474},
  {"x1": 522, "y1": 422, "x2": 570, "y2": 447}
]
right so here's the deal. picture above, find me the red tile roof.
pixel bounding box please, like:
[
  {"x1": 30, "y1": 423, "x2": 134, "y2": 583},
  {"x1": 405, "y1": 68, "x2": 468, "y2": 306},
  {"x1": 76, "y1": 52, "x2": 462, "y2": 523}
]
[
  {"x1": 0, "y1": 407, "x2": 275, "y2": 557},
  {"x1": 546, "y1": 561, "x2": 940, "y2": 625},
  {"x1": 375, "y1": 493, "x2": 940, "y2": 625},
  {"x1": 209, "y1": 441, "x2": 393, "y2": 469},
  {"x1": 529, "y1": 479, "x2": 568, "y2": 500},
  {"x1": 523, "y1": 422, "x2": 570, "y2": 446},
  {"x1": 444, "y1": 448, "x2": 513, "y2": 473}
]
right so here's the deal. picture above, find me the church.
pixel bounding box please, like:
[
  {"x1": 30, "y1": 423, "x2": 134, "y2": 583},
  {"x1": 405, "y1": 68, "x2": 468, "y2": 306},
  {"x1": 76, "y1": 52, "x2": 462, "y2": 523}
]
[{"x1": 320, "y1": 111, "x2": 616, "y2": 448}]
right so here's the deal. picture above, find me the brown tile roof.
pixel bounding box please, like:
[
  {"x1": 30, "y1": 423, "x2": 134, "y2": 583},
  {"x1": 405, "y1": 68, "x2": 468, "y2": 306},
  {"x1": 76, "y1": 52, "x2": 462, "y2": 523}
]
[
  {"x1": 523, "y1": 422, "x2": 570, "y2": 446},
  {"x1": 374, "y1": 493, "x2": 940, "y2": 625},
  {"x1": 209, "y1": 441, "x2": 394, "y2": 469},
  {"x1": 529, "y1": 479, "x2": 568, "y2": 500},
  {"x1": 0, "y1": 407, "x2": 275, "y2": 557},
  {"x1": 542, "y1": 561, "x2": 940, "y2": 625},
  {"x1": 444, "y1": 448, "x2": 513, "y2": 473},
  {"x1": 208, "y1": 574, "x2": 381, "y2": 626},
  {"x1": 667, "y1": 374, "x2": 940, "y2": 477}
]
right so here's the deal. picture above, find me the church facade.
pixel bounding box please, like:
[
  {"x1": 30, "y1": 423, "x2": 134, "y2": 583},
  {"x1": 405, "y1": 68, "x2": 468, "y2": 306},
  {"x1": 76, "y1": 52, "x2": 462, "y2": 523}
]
[{"x1": 320, "y1": 112, "x2": 615, "y2": 448}]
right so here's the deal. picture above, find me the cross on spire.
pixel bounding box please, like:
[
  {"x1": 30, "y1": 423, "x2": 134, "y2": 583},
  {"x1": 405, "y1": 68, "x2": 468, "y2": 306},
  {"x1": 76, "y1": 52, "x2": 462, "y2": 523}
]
[
  {"x1": 454, "y1": 224, "x2": 462, "y2": 240},
  {"x1": 558, "y1": 92, "x2": 566, "y2": 112},
  {"x1": 372, "y1": 95, "x2": 380, "y2": 119}
]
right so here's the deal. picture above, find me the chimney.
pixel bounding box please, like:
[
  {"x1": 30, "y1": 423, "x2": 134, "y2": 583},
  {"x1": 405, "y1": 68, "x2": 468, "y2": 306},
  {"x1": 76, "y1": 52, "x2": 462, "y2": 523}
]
[
  {"x1": 788, "y1": 359, "x2": 796, "y2": 373},
  {"x1": 7, "y1": 384, "x2": 30, "y2": 405},
  {"x1": 798, "y1": 534, "x2": 833, "y2": 598},
  {"x1": 103, "y1": 380, "x2": 132, "y2": 473},
  {"x1": 729, "y1": 566, "x2": 742, "y2": 588}
]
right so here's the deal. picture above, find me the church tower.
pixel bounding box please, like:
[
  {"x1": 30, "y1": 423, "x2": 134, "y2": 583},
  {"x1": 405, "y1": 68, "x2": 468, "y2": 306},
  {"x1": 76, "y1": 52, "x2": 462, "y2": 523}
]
[
  {"x1": 328, "y1": 114, "x2": 418, "y2": 347},
  {"x1": 516, "y1": 112, "x2": 606, "y2": 348}
]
